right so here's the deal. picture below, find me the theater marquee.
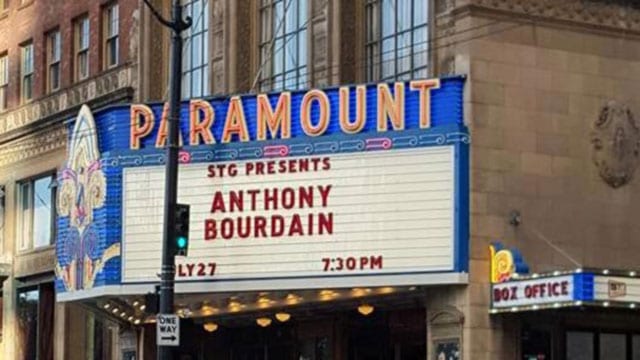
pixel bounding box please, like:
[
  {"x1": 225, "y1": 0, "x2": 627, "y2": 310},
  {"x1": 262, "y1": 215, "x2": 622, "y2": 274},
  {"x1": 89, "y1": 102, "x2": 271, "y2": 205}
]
[{"x1": 56, "y1": 76, "x2": 469, "y2": 300}]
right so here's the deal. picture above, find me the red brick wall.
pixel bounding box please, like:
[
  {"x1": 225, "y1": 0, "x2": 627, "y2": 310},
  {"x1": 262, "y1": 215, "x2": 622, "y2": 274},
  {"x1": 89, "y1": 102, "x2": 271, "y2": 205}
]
[{"x1": 0, "y1": 0, "x2": 137, "y2": 110}]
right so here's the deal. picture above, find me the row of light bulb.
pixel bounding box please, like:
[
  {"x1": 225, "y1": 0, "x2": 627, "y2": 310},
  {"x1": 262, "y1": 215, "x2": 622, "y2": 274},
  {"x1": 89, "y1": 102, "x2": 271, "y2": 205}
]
[
  {"x1": 102, "y1": 302, "x2": 142, "y2": 325},
  {"x1": 201, "y1": 311, "x2": 291, "y2": 333},
  {"x1": 201, "y1": 304, "x2": 375, "y2": 333}
]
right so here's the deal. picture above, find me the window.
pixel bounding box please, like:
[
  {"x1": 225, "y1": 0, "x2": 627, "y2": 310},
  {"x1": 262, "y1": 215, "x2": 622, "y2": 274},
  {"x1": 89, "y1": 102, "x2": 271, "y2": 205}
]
[
  {"x1": 566, "y1": 331, "x2": 594, "y2": 360},
  {"x1": 46, "y1": 30, "x2": 61, "y2": 92},
  {"x1": 633, "y1": 335, "x2": 640, "y2": 360},
  {"x1": 365, "y1": 0, "x2": 428, "y2": 81},
  {"x1": 0, "y1": 291, "x2": 3, "y2": 342},
  {"x1": 103, "y1": 3, "x2": 119, "y2": 69},
  {"x1": 17, "y1": 288, "x2": 38, "y2": 360},
  {"x1": 17, "y1": 283, "x2": 54, "y2": 360},
  {"x1": 17, "y1": 174, "x2": 55, "y2": 251},
  {"x1": 86, "y1": 313, "x2": 114, "y2": 359},
  {"x1": 74, "y1": 16, "x2": 90, "y2": 81},
  {"x1": 258, "y1": 0, "x2": 308, "y2": 92},
  {"x1": 600, "y1": 333, "x2": 626, "y2": 359},
  {"x1": 20, "y1": 42, "x2": 33, "y2": 102},
  {"x1": 0, "y1": 185, "x2": 5, "y2": 252},
  {"x1": 181, "y1": 0, "x2": 209, "y2": 98},
  {"x1": 0, "y1": 53, "x2": 7, "y2": 111}
]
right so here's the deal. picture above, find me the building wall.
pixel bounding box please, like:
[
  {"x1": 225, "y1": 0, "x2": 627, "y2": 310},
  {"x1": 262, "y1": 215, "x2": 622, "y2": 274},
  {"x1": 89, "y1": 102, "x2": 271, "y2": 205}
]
[
  {"x1": 0, "y1": 0, "x2": 140, "y2": 358},
  {"x1": 448, "y1": 0, "x2": 640, "y2": 358},
  {"x1": 0, "y1": 0, "x2": 138, "y2": 109}
]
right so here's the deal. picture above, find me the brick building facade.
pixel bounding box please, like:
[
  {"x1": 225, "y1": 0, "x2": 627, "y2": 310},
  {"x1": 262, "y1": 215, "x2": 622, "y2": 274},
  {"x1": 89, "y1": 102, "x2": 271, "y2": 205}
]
[{"x1": 0, "y1": 0, "x2": 139, "y2": 358}]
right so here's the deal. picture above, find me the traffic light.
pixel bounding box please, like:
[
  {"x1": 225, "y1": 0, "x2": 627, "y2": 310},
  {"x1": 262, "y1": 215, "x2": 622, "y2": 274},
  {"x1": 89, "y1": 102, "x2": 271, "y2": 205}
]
[
  {"x1": 144, "y1": 286, "x2": 160, "y2": 314},
  {"x1": 173, "y1": 203, "x2": 190, "y2": 256}
]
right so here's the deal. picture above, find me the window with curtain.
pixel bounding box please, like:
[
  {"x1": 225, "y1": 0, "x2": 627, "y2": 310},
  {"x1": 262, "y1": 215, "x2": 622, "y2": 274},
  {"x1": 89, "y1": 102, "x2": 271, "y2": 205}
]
[
  {"x1": 258, "y1": 0, "x2": 308, "y2": 92},
  {"x1": 181, "y1": 0, "x2": 209, "y2": 99},
  {"x1": 365, "y1": 0, "x2": 428, "y2": 82}
]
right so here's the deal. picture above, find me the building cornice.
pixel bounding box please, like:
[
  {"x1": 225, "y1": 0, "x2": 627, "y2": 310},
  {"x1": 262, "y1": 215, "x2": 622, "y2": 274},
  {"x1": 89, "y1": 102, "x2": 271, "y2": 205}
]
[
  {"x1": 458, "y1": 0, "x2": 640, "y2": 36},
  {"x1": 0, "y1": 65, "x2": 135, "y2": 168},
  {"x1": 0, "y1": 65, "x2": 136, "y2": 146}
]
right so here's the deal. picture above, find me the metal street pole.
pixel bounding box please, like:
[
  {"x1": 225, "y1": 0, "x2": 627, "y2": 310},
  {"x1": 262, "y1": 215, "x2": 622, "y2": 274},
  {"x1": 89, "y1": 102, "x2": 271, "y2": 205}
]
[{"x1": 142, "y1": 1, "x2": 191, "y2": 359}]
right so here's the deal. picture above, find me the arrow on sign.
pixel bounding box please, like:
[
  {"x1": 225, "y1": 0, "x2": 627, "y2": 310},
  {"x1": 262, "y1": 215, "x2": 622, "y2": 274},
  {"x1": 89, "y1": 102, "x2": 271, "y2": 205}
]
[{"x1": 161, "y1": 335, "x2": 177, "y2": 342}]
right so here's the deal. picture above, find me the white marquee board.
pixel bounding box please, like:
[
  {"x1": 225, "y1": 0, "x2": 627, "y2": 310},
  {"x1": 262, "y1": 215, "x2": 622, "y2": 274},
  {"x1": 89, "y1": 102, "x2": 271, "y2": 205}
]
[{"x1": 121, "y1": 146, "x2": 457, "y2": 288}]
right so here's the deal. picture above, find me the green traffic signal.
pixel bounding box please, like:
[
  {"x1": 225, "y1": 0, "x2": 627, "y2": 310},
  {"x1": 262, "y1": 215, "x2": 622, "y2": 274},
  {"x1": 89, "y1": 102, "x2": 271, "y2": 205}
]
[
  {"x1": 173, "y1": 204, "x2": 190, "y2": 256},
  {"x1": 176, "y1": 236, "x2": 187, "y2": 249}
]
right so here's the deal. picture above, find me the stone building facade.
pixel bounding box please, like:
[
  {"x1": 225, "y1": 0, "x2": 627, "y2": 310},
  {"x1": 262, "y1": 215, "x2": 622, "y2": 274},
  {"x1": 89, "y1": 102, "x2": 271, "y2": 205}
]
[
  {"x1": 132, "y1": 0, "x2": 640, "y2": 359},
  {"x1": 0, "y1": 0, "x2": 139, "y2": 358},
  {"x1": 452, "y1": 0, "x2": 640, "y2": 358}
]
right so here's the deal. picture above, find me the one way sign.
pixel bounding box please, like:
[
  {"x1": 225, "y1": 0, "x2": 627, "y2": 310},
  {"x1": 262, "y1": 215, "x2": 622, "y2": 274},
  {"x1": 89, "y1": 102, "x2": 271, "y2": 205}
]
[{"x1": 157, "y1": 314, "x2": 180, "y2": 346}]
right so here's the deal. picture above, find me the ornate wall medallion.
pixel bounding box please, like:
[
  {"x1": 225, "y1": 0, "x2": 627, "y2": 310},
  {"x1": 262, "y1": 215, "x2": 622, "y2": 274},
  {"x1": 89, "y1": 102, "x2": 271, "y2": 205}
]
[{"x1": 591, "y1": 101, "x2": 640, "y2": 188}]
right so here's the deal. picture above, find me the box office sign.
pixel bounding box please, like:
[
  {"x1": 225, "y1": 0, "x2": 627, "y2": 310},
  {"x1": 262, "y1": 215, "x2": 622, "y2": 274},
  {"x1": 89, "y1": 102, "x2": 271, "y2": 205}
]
[
  {"x1": 492, "y1": 275, "x2": 576, "y2": 308},
  {"x1": 55, "y1": 76, "x2": 469, "y2": 297},
  {"x1": 490, "y1": 271, "x2": 640, "y2": 313}
]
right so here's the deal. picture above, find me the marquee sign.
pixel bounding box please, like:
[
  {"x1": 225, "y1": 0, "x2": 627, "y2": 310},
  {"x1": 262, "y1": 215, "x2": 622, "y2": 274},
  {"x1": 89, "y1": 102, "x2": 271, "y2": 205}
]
[{"x1": 56, "y1": 76, "x2": 469, "y2": 300}]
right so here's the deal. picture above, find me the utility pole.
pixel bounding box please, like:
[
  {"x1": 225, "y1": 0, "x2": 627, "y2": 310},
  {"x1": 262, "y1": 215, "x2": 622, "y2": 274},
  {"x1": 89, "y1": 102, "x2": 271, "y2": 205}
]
[{"x1": 142, "y1": 1, "x2": 191, "y2": 359}]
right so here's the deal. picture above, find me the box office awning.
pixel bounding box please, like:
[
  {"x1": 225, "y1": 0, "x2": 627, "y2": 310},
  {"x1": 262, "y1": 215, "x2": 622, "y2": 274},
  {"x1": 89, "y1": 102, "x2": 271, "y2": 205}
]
[
  {"x1": 488, "y1": 243, "x2": 640, "y2": 314},
  {"x1": 489, "y1": 268, "x2": 640, "y2": 314}
]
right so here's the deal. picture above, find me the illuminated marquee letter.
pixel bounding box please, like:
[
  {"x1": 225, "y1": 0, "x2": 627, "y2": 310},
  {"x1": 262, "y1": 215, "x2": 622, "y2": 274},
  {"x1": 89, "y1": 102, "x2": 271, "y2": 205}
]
[
  {"x1": 339, "y1": 86, "x2": 366, "y2": 134},
  {"x1": 410, "y1": 79, "x2": 440, "y2": 129},
  {"x1": 130, "y1": 104, "x2": 154, "y2": 149},
  {"x1": 155, "y1": 103, "x2": 184, "y2": 148},
  {"x1": 222, "y1": 96, "x2": 250, "y2": 143},
  {"x1": 257, "y1": 92, "x2": 291, "y2": 141},
  {"x1": 189, "y1": 99, "x2": 215, "y2": 145},
  {"x1": 300, "y1": 89, "x2": 330, "y2": 137},
  {"x1": 377, "y1": 83, "x2": 405, "y2": 132}
]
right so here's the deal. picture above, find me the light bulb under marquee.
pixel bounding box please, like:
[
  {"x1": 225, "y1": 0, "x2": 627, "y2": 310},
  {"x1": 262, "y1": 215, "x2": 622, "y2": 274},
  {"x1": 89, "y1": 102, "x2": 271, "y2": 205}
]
[
  {"x1": 256, "y1": 317, "x2": 272, "y2": 327},
  {"x1": 275, "y1": 312, "x2": 291, "y2": 322},
  {"x1": 257, "y1": 297, "x2": 272, "y2": 308},
  {"x1": 229, "y1": 301, "x2": 242, "y2": 312},
  {"x1": 201, "y1": 305, "x2": 216, "y2": 316},
  {"x1": 285, "y1": 293, "x2": 302, "y2": 305},
  {"x1": 203, "y1": 322, "x2": 219, "y2": 332},
  {"x1": 357, "y1": 304, "x2": 374, "y2": 316}
]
